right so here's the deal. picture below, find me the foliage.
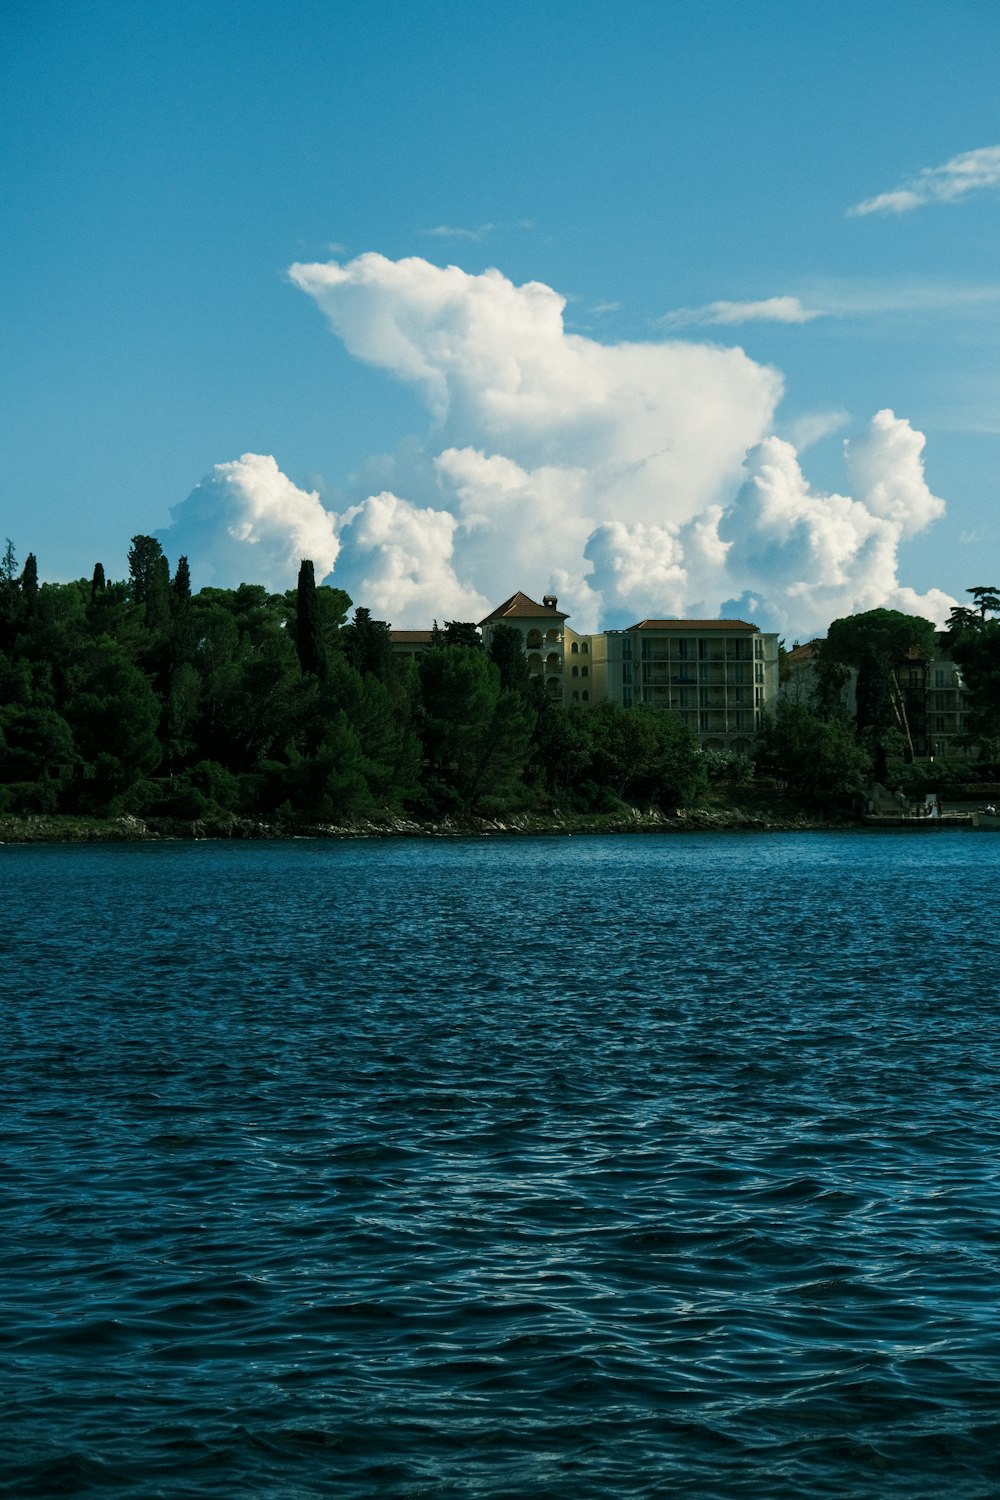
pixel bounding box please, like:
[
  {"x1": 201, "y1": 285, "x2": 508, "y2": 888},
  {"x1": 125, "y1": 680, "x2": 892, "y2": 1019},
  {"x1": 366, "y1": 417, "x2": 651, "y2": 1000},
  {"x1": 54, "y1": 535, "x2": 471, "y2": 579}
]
[
  {"x1": 946, "y1": 586, "x2": 1000, "y2": 753},
  {"x1": 757, "y1": 701, "x2": 870, "y2": 804}
]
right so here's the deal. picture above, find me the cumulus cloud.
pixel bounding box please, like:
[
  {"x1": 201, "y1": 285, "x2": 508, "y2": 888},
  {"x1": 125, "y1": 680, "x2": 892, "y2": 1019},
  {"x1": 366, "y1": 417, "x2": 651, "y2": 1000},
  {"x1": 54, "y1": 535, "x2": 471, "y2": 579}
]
[
  {"x1": 659, "y1": 295, "x2": 825, "y2": 328},
  {"x1": 718, "y1": 413, "x2": 952, "y2": 636},
  {"x1": 333, "y1": 491, "x2": 489, "y2": 623},
  {"x1": 289, "y1": 252, "x2": 781, "y2": 519},
  {"x1": 157, "y1": 453, "x2": 339, "y2": 590},
  {"x1": 849, "y1": 145, "x2": 1000, "y2": 216},
  {"x1": 163, "y1": 256, "x2": 953, "y2": 638}
]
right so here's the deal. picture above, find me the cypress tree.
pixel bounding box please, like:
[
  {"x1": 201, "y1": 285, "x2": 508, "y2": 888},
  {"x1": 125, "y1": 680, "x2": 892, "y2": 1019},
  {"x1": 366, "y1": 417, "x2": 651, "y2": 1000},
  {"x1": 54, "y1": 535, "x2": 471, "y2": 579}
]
[
  {"x1": 20, "y1": 553, "x2": 38, "y2": 618},
  {"x1": 91, "y1": 562, "x2": 106, "y2": 602},
  {"x1": 296, "y1": 559, "x2": 327, "y2": 680},
  {"x1": 173, "y1": 555, "x2": 192, "y2": 603}
]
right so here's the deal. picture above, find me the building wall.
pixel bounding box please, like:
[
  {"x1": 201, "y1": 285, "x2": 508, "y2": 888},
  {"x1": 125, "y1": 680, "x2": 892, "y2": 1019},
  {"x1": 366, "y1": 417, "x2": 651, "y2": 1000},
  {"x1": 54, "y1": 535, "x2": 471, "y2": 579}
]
[{"x1": 600, "y1": 625, "x2": 779, "y2": 750}]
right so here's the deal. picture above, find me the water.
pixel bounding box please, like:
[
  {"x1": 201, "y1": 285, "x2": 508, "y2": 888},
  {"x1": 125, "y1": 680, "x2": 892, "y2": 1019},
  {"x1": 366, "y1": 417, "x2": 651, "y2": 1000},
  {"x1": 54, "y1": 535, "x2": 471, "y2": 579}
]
[{"x1": 2, "y1": 831, "x2": 999, "y2": 1498}]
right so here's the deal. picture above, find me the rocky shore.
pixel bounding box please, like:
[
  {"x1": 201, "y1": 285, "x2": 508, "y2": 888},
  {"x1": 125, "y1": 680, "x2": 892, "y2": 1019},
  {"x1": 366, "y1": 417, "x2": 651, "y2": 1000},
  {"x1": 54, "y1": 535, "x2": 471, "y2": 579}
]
[{"x1": 0, "y1": 805, "x2": 856, "y2": 844}]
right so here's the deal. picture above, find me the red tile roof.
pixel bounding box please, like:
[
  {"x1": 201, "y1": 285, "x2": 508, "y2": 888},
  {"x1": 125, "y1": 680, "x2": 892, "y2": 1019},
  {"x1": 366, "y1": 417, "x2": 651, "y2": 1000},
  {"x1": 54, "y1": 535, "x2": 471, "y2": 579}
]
[
  {"x1": 389, "y1": 630, "x2": 435, "y2": 644},
  {"x1": 480, "y1": 591, "x2": 569, "y2": 625}
]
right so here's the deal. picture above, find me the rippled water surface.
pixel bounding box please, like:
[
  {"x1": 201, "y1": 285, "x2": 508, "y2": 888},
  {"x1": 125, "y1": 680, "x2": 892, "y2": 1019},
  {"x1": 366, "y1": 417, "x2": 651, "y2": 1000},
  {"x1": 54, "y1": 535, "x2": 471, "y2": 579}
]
[{"x1": 2, "y1": 831, "x2": 1000, "y2": 1497}]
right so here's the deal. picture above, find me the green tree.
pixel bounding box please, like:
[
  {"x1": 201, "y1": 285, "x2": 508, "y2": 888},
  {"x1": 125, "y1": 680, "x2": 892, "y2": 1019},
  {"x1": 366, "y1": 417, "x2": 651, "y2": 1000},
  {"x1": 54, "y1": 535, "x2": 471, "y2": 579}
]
[
  {"x1": 295, "y1": 559, "x2": 328, "y2": 680},
  {"x1": 488, "y1": 622, "x2": 532, "y2": 695},
  {"x1": 758, "y1": 700, "x2": 870, "y2": 804},
  {"x1": 416, "y1": 645, "x2": 534, "y2": 811},
  {"x1": 20, "y1": 554, "x2": 38, "y2": 619},
  {"x1": 947, "y1": 587, "x2": 1000, "y2": 753},
  {"x1": 173, "y1": 555, "x2": 192, "y2": 603},
  {"x1": 822, "y1": 607, "x2": 937, "y2": 773},
  {"x1": 342, "y1": 607, "x2": 394, "y2": 682}
]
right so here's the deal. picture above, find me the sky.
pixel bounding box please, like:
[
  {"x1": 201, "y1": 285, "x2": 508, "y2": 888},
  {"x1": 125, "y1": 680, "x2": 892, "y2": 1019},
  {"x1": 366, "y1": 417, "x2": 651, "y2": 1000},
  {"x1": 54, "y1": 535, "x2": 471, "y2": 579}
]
[{"x1": 3, "y1": 0, "x2": 1000, "y2": 640}]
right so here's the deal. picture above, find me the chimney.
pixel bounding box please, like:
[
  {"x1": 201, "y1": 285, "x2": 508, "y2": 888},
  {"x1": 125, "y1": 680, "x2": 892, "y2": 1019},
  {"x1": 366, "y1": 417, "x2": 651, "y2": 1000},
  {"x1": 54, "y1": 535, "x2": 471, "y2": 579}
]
[{"x1": 543, "y1": 594, "x2": 557, "y2": 609}]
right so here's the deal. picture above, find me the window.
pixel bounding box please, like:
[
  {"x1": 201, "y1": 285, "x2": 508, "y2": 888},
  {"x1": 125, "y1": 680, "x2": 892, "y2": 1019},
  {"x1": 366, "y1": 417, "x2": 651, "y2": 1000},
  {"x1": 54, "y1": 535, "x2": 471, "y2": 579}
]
[
  {"x1": 572, "y1": 690, "x2": 579, "y2": 701},
  {"x1": 934, "y1": 669, "x2": 948, "y2": 687},
  {"x1": 581, "y1": 666, "x2": 589, "y2": 678},
  {"x1": 581, "y1": 642, "x2": 589, "y2": 654},
  {"x1": 581, "y1": 690, "x2": 589, "y2": 702},
  {"x1": 571, "y1": 641, "x2": 579, "y2": 654},
  {"x1": 571, "y1": 665, "x2": 579, "y2": 677}
]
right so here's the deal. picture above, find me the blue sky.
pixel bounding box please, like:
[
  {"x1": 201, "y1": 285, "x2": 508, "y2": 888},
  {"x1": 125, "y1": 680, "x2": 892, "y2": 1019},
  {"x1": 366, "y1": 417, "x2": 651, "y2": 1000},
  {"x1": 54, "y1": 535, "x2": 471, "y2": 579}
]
[{"x1": 3, "y1": 0, "x2": 999, "y2": 636}]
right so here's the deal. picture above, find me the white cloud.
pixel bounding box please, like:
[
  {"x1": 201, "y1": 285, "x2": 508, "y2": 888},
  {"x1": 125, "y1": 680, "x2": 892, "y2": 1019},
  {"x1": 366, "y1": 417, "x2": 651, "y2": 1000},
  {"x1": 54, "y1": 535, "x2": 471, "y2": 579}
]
[
  {"x1": 659, "y1": 296, "x2": 824, "y2": 329},
  {"x1": 289, "y1": 252, "x2": 781, "y2": 519},
  {"x1": 849, "y1": 145, "x2": 1000, "y2": 216},
  {"x1": 168, "y1": 256, "x2": 952, "y2": 638},
  {"x1": 422, "y1": 223, "x2": 495, "y2": 241},
  {"x1": 718, "y1": 415, "x2": 953, "y2": 635},
  {"x1": 784, "y1": 408, "x2": 851, "y2": 452},
  {"x1": 334, "y1": 491, "x2": 490, "y2": 624},
  {"x1": 157, "y1": 453, "x2": 339, "y2": 591}
]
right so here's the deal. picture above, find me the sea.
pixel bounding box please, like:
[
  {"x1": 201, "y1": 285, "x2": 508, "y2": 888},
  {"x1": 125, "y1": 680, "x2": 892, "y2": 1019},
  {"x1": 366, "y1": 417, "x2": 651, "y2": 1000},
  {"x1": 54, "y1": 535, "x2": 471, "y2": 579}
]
[{"x1": 1, "y1": 831, "x2": 999, "y2": 1498}]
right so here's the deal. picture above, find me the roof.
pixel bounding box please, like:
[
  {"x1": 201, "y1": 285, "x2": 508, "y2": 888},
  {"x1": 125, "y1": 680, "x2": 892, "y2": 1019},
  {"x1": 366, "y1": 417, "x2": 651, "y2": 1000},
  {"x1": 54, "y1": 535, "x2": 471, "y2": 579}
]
[
  {"x1": 479, "y1": 591, "x2": 569, "y2": 625},
  {"x1": 626, "y1": 618, "x2": 759, "y2": 632},
  {"x1": 389, "y1": 629, "x2": 435, "y2": 644}
]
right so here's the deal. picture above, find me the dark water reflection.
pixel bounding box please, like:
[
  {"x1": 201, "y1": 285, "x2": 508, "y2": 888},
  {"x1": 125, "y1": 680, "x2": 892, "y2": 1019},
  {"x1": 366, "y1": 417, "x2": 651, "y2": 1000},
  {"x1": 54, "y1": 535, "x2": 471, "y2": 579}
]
[{"x1": 2, "y1": 832, "x2": 999, "y2": 1497}]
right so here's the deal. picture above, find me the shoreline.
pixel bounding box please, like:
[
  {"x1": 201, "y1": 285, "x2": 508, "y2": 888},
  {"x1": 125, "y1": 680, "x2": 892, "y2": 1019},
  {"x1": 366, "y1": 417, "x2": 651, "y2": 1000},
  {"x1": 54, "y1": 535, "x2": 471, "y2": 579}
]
[{"x1": 0, "y1": 808, "x2": 963, "y2": 844}]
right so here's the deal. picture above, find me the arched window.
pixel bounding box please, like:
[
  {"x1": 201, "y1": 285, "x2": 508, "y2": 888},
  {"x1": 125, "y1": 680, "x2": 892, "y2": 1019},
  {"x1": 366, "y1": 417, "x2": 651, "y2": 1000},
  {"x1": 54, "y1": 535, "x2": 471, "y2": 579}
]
[
  {"x1": 581, "y1": 666, "x2": 589, "y2": 678},
  {"x1": 571, "y1": 665, "x2": 579, "y2": 677},
  {"x1": 581, "y1": 690, "x2": 589, "y2": 702},
  {"x1": 571, "y1": 641, "x2": 579, "y2": 654},
  {"x1": 580, "y1": 641, "x2": 589, "y2": 654}
]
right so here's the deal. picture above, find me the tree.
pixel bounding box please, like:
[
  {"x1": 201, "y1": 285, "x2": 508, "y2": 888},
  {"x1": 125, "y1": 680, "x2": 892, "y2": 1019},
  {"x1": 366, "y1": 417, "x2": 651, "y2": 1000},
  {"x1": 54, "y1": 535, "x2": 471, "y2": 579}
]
[
  {"x1": 758, "y1": 700, "x2": 870, "y2": 804},
  {"x1": 295, "y1": 559, "x2": 328, "y2": 680},
  {"x1": 441, "y1": 621, "x2": 481, "y2": 649},
  {"x1": 0, "y1": 540, "x2": 19, "y2": 652},
  {"x1": 173, "y1": 555, "x2": 192, "y2": 603},
  {"x1": 20, "y1": 554, "x2": 38, "y2": 618},
  {"x1": 586, "y1": 702, "x2": 706, "y2": 809},
  {"x1": 822, "y1": 607, "x2": 937, "y2": 773},
  {"x1": 342, "y1": 607, "x2": 394, "y2": 682},
  {"x1": 90, "y1": 563, "x2": 106, "y2": 602},
  {"x1": 488, "y1": 622, "x2": 532, "y2": 695},
  {"x1": 416, "y1": 645, "x2": 534, "y2": 811},
  {"x1": 947, "y1": 587, "x2": 1000, "y2": 753}
]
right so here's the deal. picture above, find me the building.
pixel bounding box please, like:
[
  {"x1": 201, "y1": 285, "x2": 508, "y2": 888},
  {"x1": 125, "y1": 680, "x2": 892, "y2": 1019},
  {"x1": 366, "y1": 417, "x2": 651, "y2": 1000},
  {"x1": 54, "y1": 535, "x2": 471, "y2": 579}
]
[
  {"x1": 599, "y1": 619, "x2": 778, "y2": 752},
  {"x1": 478, "y1": 591, "x2": 569, "y2": 701},
  {"x1": 781, "y1": 632, "x2": 974, "y2": 759}
]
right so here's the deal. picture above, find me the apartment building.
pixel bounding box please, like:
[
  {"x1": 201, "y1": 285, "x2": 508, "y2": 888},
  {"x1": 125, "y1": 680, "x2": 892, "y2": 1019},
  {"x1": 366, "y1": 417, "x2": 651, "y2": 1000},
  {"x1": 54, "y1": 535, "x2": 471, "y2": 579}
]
[
  {"x1": 599, "y1": 619, "x2": 779, "y2": 752},
  {"x1": 389, "y1": 591, "x2": 781, "y2": 747}
]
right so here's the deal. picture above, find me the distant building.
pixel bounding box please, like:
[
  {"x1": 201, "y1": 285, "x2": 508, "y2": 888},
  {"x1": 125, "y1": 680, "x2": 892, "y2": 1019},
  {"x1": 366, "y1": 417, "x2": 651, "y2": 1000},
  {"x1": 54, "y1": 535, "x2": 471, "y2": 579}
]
[
  {"x1": 781, "y1": 631, "x2": 974, "y2": 758},
  {"x1": 388, "y1": 629, "x2": 436, "y2": 660},
  {"x1": 600, "y1": 619, "x2": 779, "y2": 752},
  {"x1": 479, "y1": 591, "x2": 569, "y2": 702},
  {"x1": 390, "y1": 590, "x2": 781, "y2": 747}
]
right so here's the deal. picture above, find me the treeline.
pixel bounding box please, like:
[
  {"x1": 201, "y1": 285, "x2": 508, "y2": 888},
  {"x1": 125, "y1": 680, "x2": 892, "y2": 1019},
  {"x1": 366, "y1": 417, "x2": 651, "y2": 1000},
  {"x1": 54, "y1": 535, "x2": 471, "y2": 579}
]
[{"x1": 0, "y1": 538, "x2": 707, "y2": 823}]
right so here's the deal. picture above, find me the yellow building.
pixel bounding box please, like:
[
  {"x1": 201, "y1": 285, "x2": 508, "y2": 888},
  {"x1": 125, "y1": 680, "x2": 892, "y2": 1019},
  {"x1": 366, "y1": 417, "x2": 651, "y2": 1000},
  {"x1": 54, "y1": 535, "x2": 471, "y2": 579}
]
[
  {"x1": 396, "y1": 590, "x2": 781, "y2": 748},
  {"x1": 479, "y1": 591, "x2": 569, "y2": 701}
]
